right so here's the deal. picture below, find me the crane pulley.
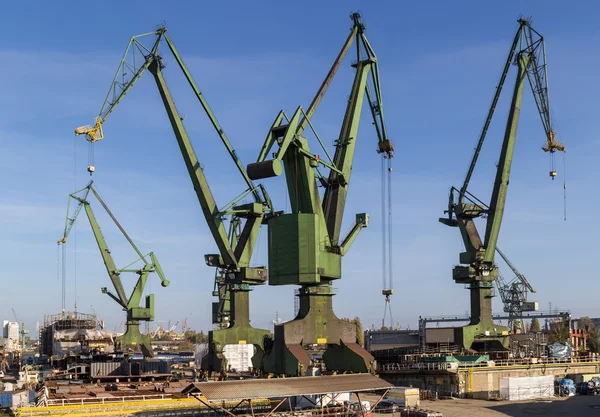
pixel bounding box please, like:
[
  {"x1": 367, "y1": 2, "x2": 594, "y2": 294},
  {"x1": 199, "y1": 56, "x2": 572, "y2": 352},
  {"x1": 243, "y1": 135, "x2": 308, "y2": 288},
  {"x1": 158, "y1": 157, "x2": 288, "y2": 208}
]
[{"x1": 58, "y1": 181, "x2": 170, "y2": 358}]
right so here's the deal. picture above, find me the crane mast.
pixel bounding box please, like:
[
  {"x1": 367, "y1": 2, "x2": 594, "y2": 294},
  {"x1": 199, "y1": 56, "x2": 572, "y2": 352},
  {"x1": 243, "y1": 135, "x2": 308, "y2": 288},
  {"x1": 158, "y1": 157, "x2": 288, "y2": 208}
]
[
  {"x1": 74, "y1": 28, "x2": 273, "y2": 375},
  {"x1": 247, "y1": 12, "x2": 393, "y2": 375},
  {"x1": 58, "y1": 181, "x2": 170, "y2": 358},
  {"x1": 439, "y1": 18, "x2": 565, "y2": 351}
]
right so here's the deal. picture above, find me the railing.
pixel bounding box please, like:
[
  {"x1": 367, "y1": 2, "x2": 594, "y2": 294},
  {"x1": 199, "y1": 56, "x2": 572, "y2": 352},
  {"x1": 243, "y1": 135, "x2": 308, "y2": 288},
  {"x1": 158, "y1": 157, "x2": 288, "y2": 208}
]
[
  {"x1": 45, "y1": 393, "x2": 172, "y2": 406},
  {"x1": 377, "y1": 355, "x2": 600, "y2": 372}
]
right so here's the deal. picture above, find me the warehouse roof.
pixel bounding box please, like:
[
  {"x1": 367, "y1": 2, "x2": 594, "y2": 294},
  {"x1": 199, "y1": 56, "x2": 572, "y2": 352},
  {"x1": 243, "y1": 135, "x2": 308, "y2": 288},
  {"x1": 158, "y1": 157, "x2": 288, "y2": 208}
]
[{"x1": 182, "y1": 373, "x2": 392, "y2": 401}]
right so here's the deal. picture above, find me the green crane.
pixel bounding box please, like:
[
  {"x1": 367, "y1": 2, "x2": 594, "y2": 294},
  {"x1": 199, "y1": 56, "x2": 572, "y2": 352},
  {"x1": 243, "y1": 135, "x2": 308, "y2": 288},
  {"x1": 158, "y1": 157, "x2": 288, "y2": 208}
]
[
  {"x1": 247, "y1": 12, "x2": 394, "y2": 376},
  {"x1": 439, "y1": 18, "x2": 565, "y2": 351},
  {"x1": 74, "y1": 27, "x2": 274, "y2": 375},
  {"x1": 58, "y1": 181, "x2": 170, "y2": 357}
]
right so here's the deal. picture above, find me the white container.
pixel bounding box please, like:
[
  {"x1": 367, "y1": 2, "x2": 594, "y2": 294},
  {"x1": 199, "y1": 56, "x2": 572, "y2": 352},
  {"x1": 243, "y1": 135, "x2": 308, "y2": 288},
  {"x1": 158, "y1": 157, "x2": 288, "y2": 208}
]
[
  {"x1": 387, "y1": 386, "x2": 420, "y2": 407},
  {"x1": 499, "y1": 375, "x2": 554, "y2": 401},
  {"x1": 222, "y1": 344, "x2": 255, "y2": 372}
]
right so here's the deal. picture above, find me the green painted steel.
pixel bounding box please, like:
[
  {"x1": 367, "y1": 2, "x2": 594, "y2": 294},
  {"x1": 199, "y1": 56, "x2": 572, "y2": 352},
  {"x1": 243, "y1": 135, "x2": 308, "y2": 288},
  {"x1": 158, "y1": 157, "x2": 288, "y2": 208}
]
[
  {"x1": 147, "y1": 57, "x2": 270, "y2": 373},
  {"x1": 78, "y1": 27, "x2": 274, "y2": 374},
  {"x1": 248, "y1": 13, "x2": 389, "y2": 375},
  {"x1": 60, "y1": 181, "x2": 170, "y2": 357},
  {"x1": 439, "y1": 19, "x2": 565, "y2": 351}
]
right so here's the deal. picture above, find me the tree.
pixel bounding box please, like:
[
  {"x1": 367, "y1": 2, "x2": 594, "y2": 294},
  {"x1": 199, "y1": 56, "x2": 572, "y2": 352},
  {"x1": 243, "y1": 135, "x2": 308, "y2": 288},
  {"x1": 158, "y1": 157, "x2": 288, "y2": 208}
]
[
  {"x1": 340, "y1": 317, "x2": 365, "y2": 346},
  {"x1": 353, "y1": 316, "x2": 364, "y2": 347},
  {"x1": 548, "y1": 319, "x2": 570, "y2": 344},
  {"x1": 578, "y1": 317, "x2": 599, "y2": 354},
  {"x1": 530, "y1": 318, "x2": 541, "y2": 333},
  {"x1": 588, "y1": 327, "x2": 600, "y2": 354}
]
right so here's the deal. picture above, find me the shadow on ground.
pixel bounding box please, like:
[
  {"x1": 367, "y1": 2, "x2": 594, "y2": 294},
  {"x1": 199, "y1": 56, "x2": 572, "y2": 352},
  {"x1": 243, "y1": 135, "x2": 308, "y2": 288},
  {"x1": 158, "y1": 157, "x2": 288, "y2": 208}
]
[{"x1": 488, "y1": 395, "x2": 600, "y2": 417}]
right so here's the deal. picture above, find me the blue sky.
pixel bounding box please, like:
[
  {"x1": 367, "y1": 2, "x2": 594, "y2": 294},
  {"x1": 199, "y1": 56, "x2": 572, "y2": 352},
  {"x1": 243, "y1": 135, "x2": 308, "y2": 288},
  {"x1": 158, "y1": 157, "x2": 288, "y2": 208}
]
[{"x1": 1, "y1": 1, "x2": 599, "y2": 336}]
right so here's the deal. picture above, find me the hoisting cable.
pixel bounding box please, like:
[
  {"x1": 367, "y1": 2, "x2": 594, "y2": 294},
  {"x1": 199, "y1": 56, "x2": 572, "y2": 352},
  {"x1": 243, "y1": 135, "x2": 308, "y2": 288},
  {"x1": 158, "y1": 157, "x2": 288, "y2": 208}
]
[
  {"x1": 563, "y1": 152, "x2": 567, "y2": 221},
  {"x1": 88, "y1": 142, "x2": 95, "y2": 175},
  {"x1": 61, "y1": 244, "x2": 67, "y2": 314},
  {"x1": 381, "y1": 155, "x2": 387, "y2": 296},
  {"x1": 387, "y1": 156, "x2": 393, "y2": 295},
  {"x1": 381, "y1": 152, "x2": 394, "y2": 329}
]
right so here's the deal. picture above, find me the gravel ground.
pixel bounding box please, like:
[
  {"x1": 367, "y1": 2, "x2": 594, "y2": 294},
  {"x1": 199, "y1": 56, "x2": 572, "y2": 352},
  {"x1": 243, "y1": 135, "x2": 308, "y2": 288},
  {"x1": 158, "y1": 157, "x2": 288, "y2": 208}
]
[
  {"x1": 361, "y1": 392, "x2": 600, "y2": 417},
  {"x1": 416, "y1": 396, "x2": 600, "y2": 417}
]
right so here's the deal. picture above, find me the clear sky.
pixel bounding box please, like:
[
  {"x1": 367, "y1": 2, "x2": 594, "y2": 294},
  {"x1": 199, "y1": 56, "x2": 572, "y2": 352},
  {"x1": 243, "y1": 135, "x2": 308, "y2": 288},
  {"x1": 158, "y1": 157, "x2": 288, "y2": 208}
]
[{"x1": 1, "y1": 1, "x2": 598, "y2": 336}]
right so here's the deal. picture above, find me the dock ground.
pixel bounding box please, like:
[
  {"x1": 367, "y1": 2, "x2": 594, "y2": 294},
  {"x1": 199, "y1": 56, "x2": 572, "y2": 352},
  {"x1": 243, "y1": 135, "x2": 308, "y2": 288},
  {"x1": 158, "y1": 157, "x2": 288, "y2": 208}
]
[{"x1": 413, "y1": 396, "x2": 600, "y2": 417}]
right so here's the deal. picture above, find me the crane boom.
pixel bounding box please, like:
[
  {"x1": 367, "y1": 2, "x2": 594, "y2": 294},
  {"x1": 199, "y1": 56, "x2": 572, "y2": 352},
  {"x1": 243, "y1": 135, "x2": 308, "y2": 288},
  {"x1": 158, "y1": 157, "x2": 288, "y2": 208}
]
[
  {"x1": 322, "y1": 47, "x2": 374, "y2": 244},
  {"x1": 75, "y1": 26, "x2": 270, "y2": 276},
  {"x1": 148, "y1": 58, "x2": 237, "y2": 268},
  {"x1": 495, "y1": 247, "x2": 535, "y2": 293}
]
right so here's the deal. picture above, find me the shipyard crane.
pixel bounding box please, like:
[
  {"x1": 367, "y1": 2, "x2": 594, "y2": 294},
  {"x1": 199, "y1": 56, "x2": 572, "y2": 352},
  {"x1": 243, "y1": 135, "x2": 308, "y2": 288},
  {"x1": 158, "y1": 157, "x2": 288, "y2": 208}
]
[
  {"x1": 495, "y1": 247, "x2": 537, "y2": 332},
  {"x1": 439, "y1": 18, "x2": 565, "y2": 351},
  {"x1": 58, "y1": 181, "x2": 170, "y2": 358},
  {"x1": 247, "y1": 12, "x2": 394, "y2": 375},
  {"x1": 74, "y1": 27, "x2": 274, "y2": 375},
  {"x1": 11, "y1": 308, "x2": 28, "y2": 350}
]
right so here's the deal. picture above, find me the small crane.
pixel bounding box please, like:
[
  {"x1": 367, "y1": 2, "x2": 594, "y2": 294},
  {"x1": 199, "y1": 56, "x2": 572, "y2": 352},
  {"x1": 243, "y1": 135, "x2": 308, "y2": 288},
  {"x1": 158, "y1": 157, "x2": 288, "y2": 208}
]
[
  {"x1": 495, "y1": 247, "x2": 537, "y2": 332},
  {"x1": 11, "y1": 308, "x2": 28, "y2": 351},
  {"x1": 58, "y1": 181, "x2": 170, "y2": 358}
]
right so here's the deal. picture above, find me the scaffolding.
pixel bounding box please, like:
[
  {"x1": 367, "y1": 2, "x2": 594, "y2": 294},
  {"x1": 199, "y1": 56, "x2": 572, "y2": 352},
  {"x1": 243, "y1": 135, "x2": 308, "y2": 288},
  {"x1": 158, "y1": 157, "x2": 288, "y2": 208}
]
[{"x1": 39, "y1": 311, "x2": 110, "y2": 357}]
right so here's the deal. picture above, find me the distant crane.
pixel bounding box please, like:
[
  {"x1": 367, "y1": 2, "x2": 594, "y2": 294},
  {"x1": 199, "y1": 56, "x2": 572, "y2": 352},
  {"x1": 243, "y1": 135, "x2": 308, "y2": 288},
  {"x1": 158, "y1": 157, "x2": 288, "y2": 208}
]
[
  {"x1": 58, "y1": 181, "x2": 170, "y2": 357},
  {"x1": 495, "y1": 247, "x2": 537, "y2": 332},
  {"x1": 90, "y1": 305, "x2": 105, "y2": 330},
  {"x1": 11, "y1": 308, "x2": 28, "y2": 350}
]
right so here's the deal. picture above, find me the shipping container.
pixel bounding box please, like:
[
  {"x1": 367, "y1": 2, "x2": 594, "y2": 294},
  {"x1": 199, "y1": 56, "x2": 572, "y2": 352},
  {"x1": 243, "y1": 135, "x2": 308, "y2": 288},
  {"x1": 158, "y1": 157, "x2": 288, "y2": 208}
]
[
  {"x1": 91, "y1": 361, "x2": 130, "y2": 377},
  {"x1": 0, "y1": 392, "x2": 12, "y2": 408},
  {"x1": 139, "y1": 359, "x2": 170, "y2": 374},
  {"x1": 12, "y1": 390, "x2": 30, "y2": 409},
  {"x1": 387, "y1": 387, "x2": 420, "y2": 408},
  {"x1": 522, "y1": 301, "x2": 539, "y2": 312}
]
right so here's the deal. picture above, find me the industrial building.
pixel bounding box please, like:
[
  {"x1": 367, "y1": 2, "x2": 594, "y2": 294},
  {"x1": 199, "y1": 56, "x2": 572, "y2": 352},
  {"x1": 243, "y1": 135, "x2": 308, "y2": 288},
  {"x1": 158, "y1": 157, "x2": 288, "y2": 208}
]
[{"x1": 38, "y1": 311, "x2": 115, "y2": 360}]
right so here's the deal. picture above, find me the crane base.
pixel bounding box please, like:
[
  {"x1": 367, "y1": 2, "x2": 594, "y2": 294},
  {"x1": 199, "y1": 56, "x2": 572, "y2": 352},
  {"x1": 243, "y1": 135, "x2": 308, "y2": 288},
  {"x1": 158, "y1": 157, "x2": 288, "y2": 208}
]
[
  {"x1": 201, "y1": 290, "x2": 270, "y2": 377},
  {"x1": 201, "y1": 326, "x2": 270, "y2": 377},
  {"x1": 455, "y1": 323, "x2": 510, "y2": 352},
  {"x1": 262, "y1": 285, "x2": 374, "y2": 376},
  {"x1": 120, "y1": 322, "x2": 154, "y2": 358}
]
